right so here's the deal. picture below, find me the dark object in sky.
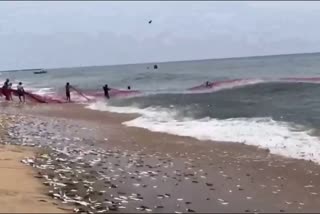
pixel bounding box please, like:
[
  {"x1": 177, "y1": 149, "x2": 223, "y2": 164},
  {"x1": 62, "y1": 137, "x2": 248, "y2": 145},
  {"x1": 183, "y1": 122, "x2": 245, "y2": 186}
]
[
  {"x1": 154, "y1": 64, "x2": 158, "y2": 69},
  {"x1": 148, "y1": 20, "x2": 152, "y2": 24}
]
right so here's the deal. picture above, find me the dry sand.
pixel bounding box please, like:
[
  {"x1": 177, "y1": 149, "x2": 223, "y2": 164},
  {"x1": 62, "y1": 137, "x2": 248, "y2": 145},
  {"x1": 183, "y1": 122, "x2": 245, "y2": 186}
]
[{"x1": 0, "y1": 144, "x2": 69, "y2": 213}]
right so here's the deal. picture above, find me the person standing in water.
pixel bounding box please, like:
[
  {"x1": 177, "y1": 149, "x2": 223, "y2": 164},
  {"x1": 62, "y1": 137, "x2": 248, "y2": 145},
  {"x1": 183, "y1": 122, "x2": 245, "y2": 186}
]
[
  {"x1": 17, "y1": 82, "x2": 25, "y2": 102},
  {"x1": 3, "y1": 79, "x2": 9, "y2": 88},
  {"x1": 66, "y1": 82, "x2": 71, "y2": 102},
  {"x1": 103, "y1": 84, "x2": 110, "y2": 99},
  {"x1": 8, "y1": 83, "x2": 13, "y2": 100},
  {"x1": 2, "y1": 79, "x2": 10, "y2": 101}
]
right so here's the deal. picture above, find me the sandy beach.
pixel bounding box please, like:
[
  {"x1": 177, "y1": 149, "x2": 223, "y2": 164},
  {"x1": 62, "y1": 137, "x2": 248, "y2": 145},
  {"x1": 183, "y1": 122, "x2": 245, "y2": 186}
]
[
  {"x1": 1, "y1": 103, "x2": 320, "y2": 213},
  {"x1": 0, "y1": 113, "x2": 71, "y2": 213},
  {"x1": 0, "y1": 144, "x2": 70, "y2": 213}
]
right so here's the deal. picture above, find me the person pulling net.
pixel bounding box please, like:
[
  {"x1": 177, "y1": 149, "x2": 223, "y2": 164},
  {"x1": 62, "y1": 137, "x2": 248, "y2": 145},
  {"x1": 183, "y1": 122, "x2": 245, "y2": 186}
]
[{"x1": 17, "y1": 82, "x2": 25, "y2": 102}]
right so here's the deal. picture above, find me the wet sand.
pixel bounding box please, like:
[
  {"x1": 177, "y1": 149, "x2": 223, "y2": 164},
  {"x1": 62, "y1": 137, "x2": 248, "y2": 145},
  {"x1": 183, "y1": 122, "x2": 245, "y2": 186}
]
[
  {"x1": 1, "y1": 103, "x2": 320, "y2": 212},
  {"x1": 0, "y1": 144, "x2": 69, "y2": 213}
]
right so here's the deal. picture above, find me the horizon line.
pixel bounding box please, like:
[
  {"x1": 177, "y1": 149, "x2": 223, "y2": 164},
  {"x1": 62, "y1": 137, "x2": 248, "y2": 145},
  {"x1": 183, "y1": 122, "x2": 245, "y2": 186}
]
[{"x1": 2, "y1": 51, "x2": 320, "y2": 72}]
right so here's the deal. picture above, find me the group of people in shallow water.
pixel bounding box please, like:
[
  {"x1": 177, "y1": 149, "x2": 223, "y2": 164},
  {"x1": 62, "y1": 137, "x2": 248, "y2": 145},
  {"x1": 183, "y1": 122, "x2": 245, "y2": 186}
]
[
  {"x1": 2, "y1": 79, "x2": 210, "y2": 103},
  {"x1": 65, "y1": 82, "x2": 131, "y2": 102},
  {"x1": 1, "y1": 79, "x2": 25, "y2": 102},
  {"x1": 0, "y1": 79, "x2": 212, "y2": 105}
]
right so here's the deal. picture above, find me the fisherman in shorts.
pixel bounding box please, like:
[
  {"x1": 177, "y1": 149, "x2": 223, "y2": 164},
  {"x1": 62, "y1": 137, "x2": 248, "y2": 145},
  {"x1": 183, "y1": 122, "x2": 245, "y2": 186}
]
[{"x1": 17, "y1": 82, "x2": 25, "y2": 102}]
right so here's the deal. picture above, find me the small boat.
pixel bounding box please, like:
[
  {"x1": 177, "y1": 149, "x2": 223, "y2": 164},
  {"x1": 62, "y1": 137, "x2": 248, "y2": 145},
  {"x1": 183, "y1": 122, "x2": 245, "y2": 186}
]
[{"x1": 33, "y1": 70, "x2": 47, "y2": 74}]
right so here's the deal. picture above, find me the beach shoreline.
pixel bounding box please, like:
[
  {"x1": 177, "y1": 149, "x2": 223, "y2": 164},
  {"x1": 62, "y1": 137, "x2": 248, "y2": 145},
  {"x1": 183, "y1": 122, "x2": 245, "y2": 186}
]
[{"x1": 1, "y1": 103, "x2": 320, "y2": 212}]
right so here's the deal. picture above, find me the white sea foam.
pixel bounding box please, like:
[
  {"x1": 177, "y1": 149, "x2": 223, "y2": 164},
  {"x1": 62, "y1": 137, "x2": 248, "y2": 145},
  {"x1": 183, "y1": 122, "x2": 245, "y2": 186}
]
[
  {"x1": 28, "y1": 87, "x2": 54, "y2": 96},
  {"x1": 87, "y1": 101, "x2": 320, "y2": 164}
]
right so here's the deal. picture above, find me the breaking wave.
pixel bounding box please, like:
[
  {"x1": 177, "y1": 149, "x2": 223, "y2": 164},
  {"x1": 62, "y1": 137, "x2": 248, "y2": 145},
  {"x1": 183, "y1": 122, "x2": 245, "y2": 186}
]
[{"x1": 87, "y1": 101, "x2": 320, "y2": 164}]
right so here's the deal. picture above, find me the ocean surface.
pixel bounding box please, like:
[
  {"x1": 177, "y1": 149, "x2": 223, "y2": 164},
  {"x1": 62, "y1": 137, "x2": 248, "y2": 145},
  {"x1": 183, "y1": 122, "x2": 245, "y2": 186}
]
[{"x1": 3, "y1": 52, "x2": 320, "y2": 163}]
